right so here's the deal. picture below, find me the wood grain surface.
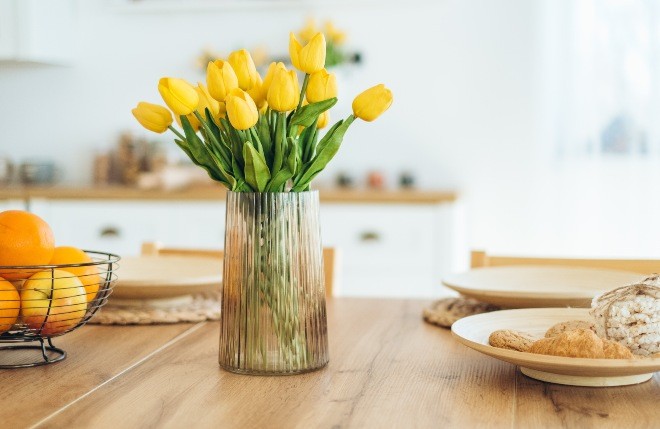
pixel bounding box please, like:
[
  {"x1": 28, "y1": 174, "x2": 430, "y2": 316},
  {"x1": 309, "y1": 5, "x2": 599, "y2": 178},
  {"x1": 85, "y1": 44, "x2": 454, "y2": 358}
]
[
  {"x1": 1, "y1": 298, "x2": 657, "y2": 428},
  {"x1": 0, "y1": 324, "x2": 199, "y2": 428}
]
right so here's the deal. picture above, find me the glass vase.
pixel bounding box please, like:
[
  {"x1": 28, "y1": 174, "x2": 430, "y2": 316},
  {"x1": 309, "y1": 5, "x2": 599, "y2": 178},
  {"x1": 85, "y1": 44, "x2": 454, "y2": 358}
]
[{"x1": 219, "y1": 191, "x2": 329, "y2": 375}]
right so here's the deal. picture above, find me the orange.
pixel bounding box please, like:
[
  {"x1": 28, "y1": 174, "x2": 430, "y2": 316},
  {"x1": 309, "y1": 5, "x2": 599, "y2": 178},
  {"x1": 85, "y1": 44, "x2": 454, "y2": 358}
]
[
  {"x1": 50, "y1": 246, "x2": 102, "y2": 303},
  {"x1": 0, "y1": 210, "x2": 55, "y2": 280},
  {"x1": 0, "y1": 277, "x2": 19, "y2": 333}
]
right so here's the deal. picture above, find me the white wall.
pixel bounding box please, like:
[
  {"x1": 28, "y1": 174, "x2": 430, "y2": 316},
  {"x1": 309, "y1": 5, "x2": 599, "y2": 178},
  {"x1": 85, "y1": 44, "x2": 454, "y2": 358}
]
[{"x1": 2, "y1": 0, "x2": 654, "y2": 263}]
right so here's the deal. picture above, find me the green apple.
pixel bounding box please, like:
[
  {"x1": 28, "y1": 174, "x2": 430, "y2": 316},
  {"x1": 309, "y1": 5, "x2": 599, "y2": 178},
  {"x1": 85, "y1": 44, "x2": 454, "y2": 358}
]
[{"x1": 20, "y1": 269, "x2": 87, "y2": 336}]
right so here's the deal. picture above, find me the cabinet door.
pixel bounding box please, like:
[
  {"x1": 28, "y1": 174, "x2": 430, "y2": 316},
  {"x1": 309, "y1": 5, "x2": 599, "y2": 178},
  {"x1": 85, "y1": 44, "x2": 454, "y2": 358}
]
[
  {"x1": 29, "y1": 200, "x2": 226, "y2": 257},
  {"x1": 321, "y1": 204, "x2": 450, "y2": 297}
]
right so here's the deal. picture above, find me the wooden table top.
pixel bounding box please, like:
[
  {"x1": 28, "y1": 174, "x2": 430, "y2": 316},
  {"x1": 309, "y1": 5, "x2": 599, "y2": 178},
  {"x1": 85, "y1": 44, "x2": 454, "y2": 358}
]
[{"x1": 0, "y1": 298, "x2": 657, "y2": 428}]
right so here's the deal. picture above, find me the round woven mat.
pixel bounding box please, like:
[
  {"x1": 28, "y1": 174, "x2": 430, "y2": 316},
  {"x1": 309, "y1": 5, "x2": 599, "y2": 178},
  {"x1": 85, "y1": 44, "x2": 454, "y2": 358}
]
[
  {"x1": 422, "y1": 296, "x2": 500, "y2": 329},
  {"x1": 90, "y1": 293, "x2": 220, "y2": 325}
]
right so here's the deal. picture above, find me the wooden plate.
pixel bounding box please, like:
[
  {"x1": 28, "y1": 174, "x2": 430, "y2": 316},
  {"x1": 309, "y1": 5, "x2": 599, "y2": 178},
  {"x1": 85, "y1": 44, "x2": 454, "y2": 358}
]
[
  {"x1": 451, "y1": 308, "x2": 660, "y2": 386},
  {"x1": 442, "y1": 266, "x2": 643, "y2": 308},
  {"x1": 112, "y1": 255, "x2": 222, "y2": 299}
]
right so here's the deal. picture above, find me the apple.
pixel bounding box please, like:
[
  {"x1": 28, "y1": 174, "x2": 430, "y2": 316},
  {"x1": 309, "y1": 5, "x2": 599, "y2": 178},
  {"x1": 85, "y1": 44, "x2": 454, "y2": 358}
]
[
  {"x1": 20, "y1": 269, "x2": 88, "y2": 336},
  {"x1": 0, "y1": 277, "x2": 20, "y2": 333}
]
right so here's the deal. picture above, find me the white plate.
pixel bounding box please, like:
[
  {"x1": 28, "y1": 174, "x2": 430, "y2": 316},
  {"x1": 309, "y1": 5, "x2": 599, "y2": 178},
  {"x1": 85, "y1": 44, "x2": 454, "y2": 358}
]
[
  {"x1": 112, "y1": 255, "x2": 222, "y2": 299},
  {"x1": 442, "y1": 266, "x2": 644, "y2": 308},
  {"x1": 451, "y1": 308, "x2": 660, "y2": 386}
]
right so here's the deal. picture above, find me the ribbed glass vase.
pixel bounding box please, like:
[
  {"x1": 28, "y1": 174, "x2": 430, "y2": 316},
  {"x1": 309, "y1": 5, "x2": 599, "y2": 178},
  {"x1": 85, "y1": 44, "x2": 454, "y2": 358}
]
[{"x1": 219, "y1": 191, "x2": 329, "y2": 375}]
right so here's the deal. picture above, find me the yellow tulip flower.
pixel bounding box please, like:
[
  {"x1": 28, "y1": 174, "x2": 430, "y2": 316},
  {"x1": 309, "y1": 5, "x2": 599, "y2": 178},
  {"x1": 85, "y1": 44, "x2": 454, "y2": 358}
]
[
  {"x1": 207, "y1": 60, "x2": 239, "y2": 102},
  {"x1": 351, "y1": 84, "x2": 393, "y2": 122},
  {"x1": 324, "y1": 21, "x2": 347, "y2": 45},
  {"x1": 228, "y1": 49, "x2": 258, "y2": 91},
  {"x1": 131, "y1": 102, "x2": 173, "y2": 133},
  {"x1": 196, "y1": 82, "x2": 221, "y2": 119},
  {"x1": 218, "y1": 101, "x2": 227, "y2": 119},
  {"x1": 317, "y1": 111, "x2": 329, "y2": 129},
  {"x1": 247, "y1": 74, "x2": 267, "y2": 109},
  {"x1": 298, "y1": 18, "x2": 318, "y2": 42},
  {"x1": 267, "y1": 68, "x2": 300, "y2": 112},
  {"x1": 225, "y1": 88, "x2": 259, "y2": 130},
  {"x1": 158, "y1": 77, "x2": 199, "y2": 116},
  {"x1": 262, "y1": 62, "x2": 286, "y2": 97},
  {"x1": 289, "y1": 32, "x2": 326, "y2": 74},
  {"x1": 306, "y1": 69, "x2": 337, "y2": 103}
]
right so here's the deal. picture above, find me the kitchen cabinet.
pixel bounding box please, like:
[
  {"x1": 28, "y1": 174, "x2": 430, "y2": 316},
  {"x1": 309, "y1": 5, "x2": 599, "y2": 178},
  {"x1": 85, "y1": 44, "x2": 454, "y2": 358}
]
[
  {"x1": 29, "y1": 199, "x2": 226, "y2": 257},
  {"x1": 0, "y1": 0, "x2": 74, "y2": 64},
  {"x1": 0, "y1": 198, "x2": 25, "y2": 211},
  {"x1": 321, "y1": 203, "x2": 455, "y2": 297},
  {"x1": 22, "y1": 187, "x2": 457, "y2": 297}
]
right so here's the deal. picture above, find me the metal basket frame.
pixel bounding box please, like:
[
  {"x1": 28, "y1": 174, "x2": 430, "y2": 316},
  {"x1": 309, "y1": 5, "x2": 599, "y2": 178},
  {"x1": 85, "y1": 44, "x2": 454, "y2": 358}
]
[{"x1": 0, "y1": 250, "x2": 120, "y2": 368}]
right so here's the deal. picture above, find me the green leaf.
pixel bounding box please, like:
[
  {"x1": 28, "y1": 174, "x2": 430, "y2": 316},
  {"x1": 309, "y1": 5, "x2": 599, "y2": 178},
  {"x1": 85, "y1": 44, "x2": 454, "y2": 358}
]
[
  {"x1": 292, "y1": 116, "x2": 354, "y2": 191},
  {"x1": 289, "y1": 98, "x2": 337, "y2": 128},
  {"x1": 243, "y1": 142, "x2": 271, "y2": 192},
  {"x1": 299, "y1": 123, "x2": 318, "y2": 164},
  {"x1": 257, "y1": 114, "x2": 273, "y2": 166},
  {"x1": 180, "y1": 116, "x2": 234, "y2": 188}
]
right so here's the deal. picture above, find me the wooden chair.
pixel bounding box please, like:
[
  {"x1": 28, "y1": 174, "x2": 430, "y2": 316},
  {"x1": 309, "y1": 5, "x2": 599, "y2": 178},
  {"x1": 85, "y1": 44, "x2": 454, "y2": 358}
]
[
  {"x1": 142, "y1": 242, "x2": 340, "y2": 296},
  {"x1": 470, "y1": 250, "x2": 660, "y2": 274}
]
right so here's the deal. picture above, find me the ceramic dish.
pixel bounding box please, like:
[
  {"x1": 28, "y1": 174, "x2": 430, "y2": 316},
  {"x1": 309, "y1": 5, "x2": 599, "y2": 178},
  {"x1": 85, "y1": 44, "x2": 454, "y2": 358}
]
[
  {"x1": 111, "y1": 255, "x2": 222, "y2": 299},
  {"x1": 442, "y1": 266, "x2": 643, "y2": 308},
  {"x1": 451, "y1": 308, "x2": 660, "y2": 386}
]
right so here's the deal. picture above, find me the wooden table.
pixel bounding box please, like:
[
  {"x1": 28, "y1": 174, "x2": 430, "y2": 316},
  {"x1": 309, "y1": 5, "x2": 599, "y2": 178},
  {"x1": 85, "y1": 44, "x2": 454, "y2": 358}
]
[{"x1": 0, "y1": 298, "x2": 657, "y2": 428}]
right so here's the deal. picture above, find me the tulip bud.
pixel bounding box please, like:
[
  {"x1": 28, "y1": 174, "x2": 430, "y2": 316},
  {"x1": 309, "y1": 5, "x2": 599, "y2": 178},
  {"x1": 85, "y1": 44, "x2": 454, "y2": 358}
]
[
  {"x1": 131, "y1": 102, "x2": 173, "y2": 133},
  {"x1": 158, "y1": 78, "x2": 199, "y2": 116},
  {"x1": 351, "y1": 84, "x2": 393, "y2": 122},
  {"x1": 247, "y1": 74, "x2": 267, "y2": 109},
  {"x1": 267, "y1": 68, "x2": 300, "y2": 112},
  {"x1": 228, "y1": 49, "x2": 258, "y2": 91},
  {"x1": 226, "y1": 88, "x2": 259, "y2": 130},
  {"x1": 317, "y1": 111, "x2": 329, "y2": 129},
  {"x1": 207, "y1": 60, "x2": 239, "y2": 102},
  {"x1": 306, "y1": 69, "x2": 337, "y2": 103},
  {"x1": 289, "y1": 32, "x2": 326, "y2": 74}
]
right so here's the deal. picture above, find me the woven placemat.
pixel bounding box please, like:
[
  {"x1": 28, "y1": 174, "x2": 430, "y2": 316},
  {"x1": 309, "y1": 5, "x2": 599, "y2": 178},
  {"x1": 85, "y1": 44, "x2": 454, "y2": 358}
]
[
  {"x1": 422, "y1": 296, "x2": 500, "y2": 329},
  {"x1": 90, "y1": 294, "x2": 220, "y2": 325}
]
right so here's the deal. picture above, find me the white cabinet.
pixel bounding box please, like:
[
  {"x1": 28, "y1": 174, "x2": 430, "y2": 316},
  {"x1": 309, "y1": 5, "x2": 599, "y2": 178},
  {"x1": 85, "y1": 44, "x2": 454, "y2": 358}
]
[
  {"x1": 28, "y1": 198, "x2": 456, "y2": 298},
  {"x1": 29, "y1": 199, "x2": 226, "y2": 257},
  {"x1": 0, "y1": 0, "x2": 74, "y2": 63},
  {"x1": 321, "y1": 203, "x2": 456, "y2": 298},
  {"x1": 0, "y1": 199, "x2": 26, "y2": 211}
]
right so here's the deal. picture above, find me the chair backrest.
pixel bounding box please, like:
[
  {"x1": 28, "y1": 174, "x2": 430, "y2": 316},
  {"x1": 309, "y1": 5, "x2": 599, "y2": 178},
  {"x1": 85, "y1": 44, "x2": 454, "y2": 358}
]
[
  {"x1": 470, "y1": 250, "x2": 660, "y2": 274},
  {"x1": 142, "y1": 242, "x2": 339, "y2": 296}
]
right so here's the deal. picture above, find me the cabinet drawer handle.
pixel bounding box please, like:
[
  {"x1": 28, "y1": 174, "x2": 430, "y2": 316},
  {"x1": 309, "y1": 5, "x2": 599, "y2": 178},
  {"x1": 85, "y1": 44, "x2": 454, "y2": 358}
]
[
  {"x1": 359, "y1": 231, "x2": 381, "y2": 242},
  {"x1": 99, "y1": 226, "x2": 120, "y2": 238}
]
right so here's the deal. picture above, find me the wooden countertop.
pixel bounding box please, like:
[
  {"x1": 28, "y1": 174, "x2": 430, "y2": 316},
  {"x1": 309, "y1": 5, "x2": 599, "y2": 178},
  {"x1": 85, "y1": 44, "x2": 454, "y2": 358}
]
[
  {"x1": 1, "y1": 298, "x2": 657, "y2": 428},
  {"x1": 0, "y1": 186, "x2": 456, "y2": 204}
]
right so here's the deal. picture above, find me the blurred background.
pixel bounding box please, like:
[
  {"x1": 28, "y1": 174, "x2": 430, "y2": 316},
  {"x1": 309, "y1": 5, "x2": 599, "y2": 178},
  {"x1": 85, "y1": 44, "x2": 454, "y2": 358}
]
[{"x1": 1, "y1": 0, "x2": 660, "y2": 295}]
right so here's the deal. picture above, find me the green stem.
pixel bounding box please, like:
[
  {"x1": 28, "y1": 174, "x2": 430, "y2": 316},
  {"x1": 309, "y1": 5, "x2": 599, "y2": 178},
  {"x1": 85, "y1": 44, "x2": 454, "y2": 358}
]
[
  {"x1": 168, "y1": 125, "x2": 186, "y2": 141},
  {"x1": 295, "y1": 74, "x2": 310, "y2": 113}
]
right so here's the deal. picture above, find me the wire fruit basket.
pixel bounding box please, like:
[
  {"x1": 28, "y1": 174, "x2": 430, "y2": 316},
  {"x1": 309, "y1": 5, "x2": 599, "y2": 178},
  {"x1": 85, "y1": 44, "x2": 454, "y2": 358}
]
[{"x1": 0, "y1": 251, "x2": 120, "y2": 368}]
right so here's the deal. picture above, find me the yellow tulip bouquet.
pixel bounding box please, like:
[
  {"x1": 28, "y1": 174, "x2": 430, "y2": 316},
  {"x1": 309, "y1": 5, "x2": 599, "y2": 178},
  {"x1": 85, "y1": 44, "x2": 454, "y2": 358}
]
[
  {"x1": 132, "y1": 32, "x2": 392, "y2": 193},
  {"x1": 133, "y1": 31, "x2": 391, "y2": 374}
]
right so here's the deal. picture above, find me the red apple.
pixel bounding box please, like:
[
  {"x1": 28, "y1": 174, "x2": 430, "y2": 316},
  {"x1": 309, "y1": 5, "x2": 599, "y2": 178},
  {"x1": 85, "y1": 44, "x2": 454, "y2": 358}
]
[{"x1": 20, "y1": 269, "x2": 87, "y2": 336}]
